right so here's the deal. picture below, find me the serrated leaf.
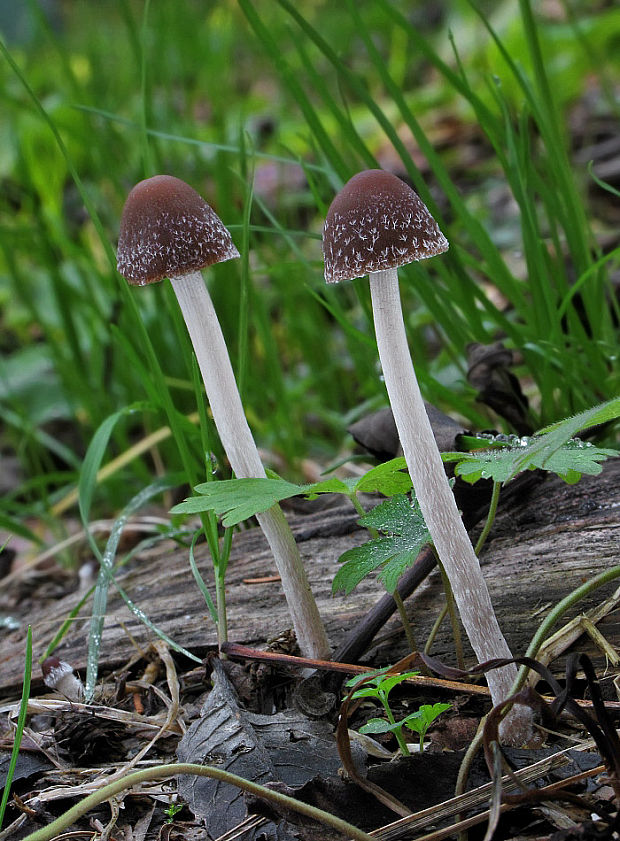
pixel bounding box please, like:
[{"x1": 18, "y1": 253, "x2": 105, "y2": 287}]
[
  {"x1": 359, "y1": 718, "x2": 395, "y2": 735},
  {"x1": 535, "y1": 439, "x2": 617, "y2": 483},
  {"x1": 344, "y1": 667, "x2": 390, "y2": 688},
  {"x1": 349, "y1": 686, "x2": 382, "y2": 700},
  {"x1": 446, "y1": 435, "x2": 617, "y2": 485},
  {"x1": 349, "y1": 670, "x2": 420, "y2": 701},
  {"x1": 373, "y1": 672, "x2": 419, "y2": 698},
  {"x1": 511, "y1": 397, "x2": 619, "y2": 478},
  {"x1": 171, "y1": 459, "x2": 415, "y2": 528},
  {"x1": 170, "y1": 478, "x2": 304, "y2": 526},
  {"x1": 171, "y1": 475, "x2": 362, "y2": 524},
  {"x1": 354, "y1": 457, "x2": 412, "y2": 496},
  {"x1": 303, "y1": 459, "x2": 411, "y2": 499},
  {"x1": 444, "y1": 399, "x2": 619, "y2": 484},
  {"x1": 302, "y1": 476, "x2": 358, "y2": 498},
  {"x1": 446, "y1": 447, "x2": 524, "y2": 484},
  {"x1": 356, "y1": 493, "x2": 415, "y2": 533},
  {"x1": 333, "y1": 495, "x2": 431, "y2": 596},
  {"x1": 402, "y1": 703, "x2": 451, "y2": 734}
]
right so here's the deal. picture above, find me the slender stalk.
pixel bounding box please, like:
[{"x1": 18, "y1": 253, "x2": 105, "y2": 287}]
[
  {"x1": 475, "y1": 480, "x2": 501, "y2": 556},
  {"x1": 19, "y1": 763, "x2": 374, "y2": 841},
  {"x1": 0, "y1": 627, "x2": 31, "y2": 830},
  {"x1": 170, "y1": 272, "x2": 330, "y2": 660},
  {"x1": 512, "y1": 564, "x2": 620, "y2": 696},
  {"x1": 379, "y1": 694, "x2": 410, "y2": 757},
  {"x1": 214, "y1": 565, "x2": 228, "y2": 648},
  {"x1": 436, "y1": 556, "x2": 465, "y2": 671},
  {"x1": 393, "y1": 590, "x2": 418, "y2": 656},
  {"x1": 424, "y1": 603, "x2": 448, "y2": 656},
  {"x1": 368, "y1": 268, "x2": 531, "y2": 744}
]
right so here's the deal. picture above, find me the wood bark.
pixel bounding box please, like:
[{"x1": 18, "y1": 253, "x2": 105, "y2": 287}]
[{"x1": 0, "y1": 459, "x2": 618, "y2": 697}]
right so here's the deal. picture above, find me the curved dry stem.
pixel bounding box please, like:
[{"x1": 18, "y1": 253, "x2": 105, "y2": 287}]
[{"x1": 20, "y1": 763, "x2": 374, "y2": 841}]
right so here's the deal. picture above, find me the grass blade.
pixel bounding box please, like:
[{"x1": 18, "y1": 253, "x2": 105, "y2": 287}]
[
  {"x1": 85, "y1": 474, "x2": 189, "y2": 700},
  {"x1": 0, "y1": 626, "x2": 32, "y2": 830}
]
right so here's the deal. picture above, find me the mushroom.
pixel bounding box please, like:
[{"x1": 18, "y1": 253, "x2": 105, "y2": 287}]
[
  {"x1": 42, "y1": 656, "x2": 85, "y2": 702},
  {"x1": 323, "y1": 170, "x2": 530, "y2": 743},
  {"x1": 117, "y1": 175, "x2": 330, "y2": 661}
]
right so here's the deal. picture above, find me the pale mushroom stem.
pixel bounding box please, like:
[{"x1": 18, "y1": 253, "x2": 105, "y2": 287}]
[
  {"x1": 368, "y1": 268, "x2": 532, "y2": 744},
  {"x1": 170, "y1": 272, "x2": 331, "y2": 661}
]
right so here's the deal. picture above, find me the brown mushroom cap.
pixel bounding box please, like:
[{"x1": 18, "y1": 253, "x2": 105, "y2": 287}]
[
  {"x1": 323, "y1": 169, "x2": 449, "y2": 283},
  {"x1": 117, "y1": 175, "x2": 240, "y2": 285}
]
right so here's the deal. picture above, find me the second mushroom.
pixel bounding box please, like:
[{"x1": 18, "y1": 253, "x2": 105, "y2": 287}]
[{"x1": 323, "y1": 170, "x2": 531, "y2": 744}]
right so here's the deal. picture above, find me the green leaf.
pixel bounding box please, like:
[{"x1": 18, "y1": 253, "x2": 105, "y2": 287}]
[
  {"x1": 534, "y1": 439, "x2": 618, "y2": 483},
  {"x1": 350, "y1": 686, "x2": 383, "y2": 701},
  {"x1": 344, "y1": 667, "x2": 390, "y2": 689},
  {"x1": 402, "y1": 703, "x2": 451, "y2": 735},
  {"x1": 171, "y1": 478, "x2": 304, "y2": 526},
  {"x1": 301, "y1": 477, "x2": 358, "y2": 498},
  {"x1": 444, "y1": 433, "x2": 617, "y2": 485},
  {"x1": 537, "y1": 397, "x2": 620, "y2": 436},
  {"x1": 349, "y1": 669, "x2": 420, "y2": 702},
  {"x1": 374, "y1": 671, "x2": 420, "y2": 699},
  {"x1": 0, "y1": 512, "x2": 43, "y2": 544},
  {"x1": 359, "y1": 718, "x2": 397, "y2": 735},
  {"x1": 516, "y1": 400, "x2": 620, "y2": 479},
  {"x1": 171, "y1": 459, "x2": 413, "y2": 527},
  {"x1": 79, "y1": 403, "x2": 152, "y2": 529},
  {"x1": 354, "y1": 457, "x2": 412, "y2": 496},
  {"x1": 188, "y1": 531, "x2": 218, "y2": 625},
  {"x1": 333, "y1": 495, "x2": 431, "y2": 596}
]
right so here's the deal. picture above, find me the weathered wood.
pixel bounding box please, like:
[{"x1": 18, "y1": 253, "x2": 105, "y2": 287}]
[
  {"x1": 0, "y1": 503, "x2": 367, "y2": 695},
  {"x1": 0, "y1": 460, "x2": 618, "y2": 696}
]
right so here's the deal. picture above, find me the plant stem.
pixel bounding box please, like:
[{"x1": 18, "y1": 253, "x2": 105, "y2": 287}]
[
  {"x1": 474, "y1": 480, "x2": 501, "y2": 556},
  {"x1": 436, "y1": 556, "x2": 465, "y2": 671},
  {"x1": 424, "y1": 603, "x2": 447, "y2": 655},
  {"x1": 393, "y1": 590, "x2": 418, "y2": 656},
  {"x1": 511, "y1": 564, "x2": 620, "y2": 696},
  {"x1": 215, "y1": 526, "x2": 234, "y2": 648},
  {"x1": 214, "y1": 565, "x2": 228, "y2": 648},
  {"x1": 350, "y1": 491, "x2": 368, "y2": 521},
  {"x1": 19, "y1": 763, "x2": 375, "y2": 841},
  {"x1": 379, "y1": 695, "x2": 410, "y2": 757},
  {"x1": 171, "y1": 273, "x2": 330, "y2": 660},
  {"x1": 0, "y1": 627, "x2": 31, "y2": 830},
  {"x1": 368, "y1": 268, "x2": 531, "y2": 744}
]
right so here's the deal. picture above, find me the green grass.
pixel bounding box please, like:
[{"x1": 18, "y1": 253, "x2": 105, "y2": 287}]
[{"x1": 0, "y1": 0, "x2": 618, "y2": 538}]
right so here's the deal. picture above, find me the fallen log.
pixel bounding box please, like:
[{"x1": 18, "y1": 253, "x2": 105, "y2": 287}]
[{"x1": 0, "y1": 459, "x2": 617, "y2": 697}]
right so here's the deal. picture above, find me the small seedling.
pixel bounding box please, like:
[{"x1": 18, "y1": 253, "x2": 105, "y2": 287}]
[
  {"x1": 345, "y1": 669, "x2": 450, "y2": 755},
  {"x1": 163, "y1": 803, "x2": 184, "y2": 824},
  {"x1": 400, "y1": 704, "x2": 453, "y2": 752}
]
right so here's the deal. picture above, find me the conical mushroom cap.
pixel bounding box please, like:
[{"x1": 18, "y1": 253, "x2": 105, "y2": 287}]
[
  {"x1": 323, "y1": 169, "x2": 448, "y2": 283},
  {"x1": 117, "y1": 175, "x2": 240, "y2": 285}
]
